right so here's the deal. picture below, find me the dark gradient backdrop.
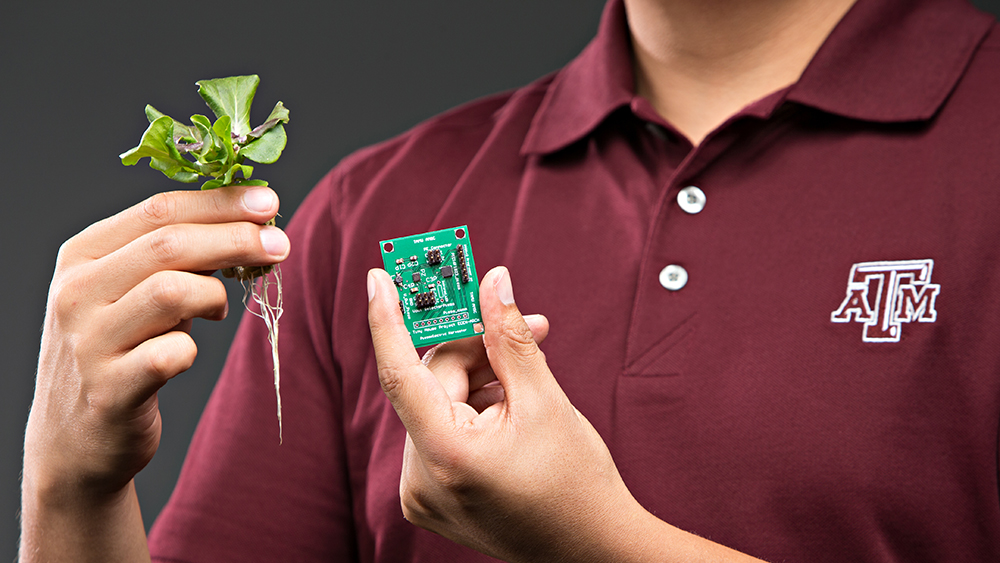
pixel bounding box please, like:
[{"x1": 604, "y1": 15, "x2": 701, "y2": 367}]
[{"x1": 3, "y1": 1, "x2": 998, "y2": 560}]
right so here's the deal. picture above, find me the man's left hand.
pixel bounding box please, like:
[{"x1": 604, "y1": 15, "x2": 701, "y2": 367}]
[{"x1": 367, "y1": 265, "x2": 643, "y2": 562}]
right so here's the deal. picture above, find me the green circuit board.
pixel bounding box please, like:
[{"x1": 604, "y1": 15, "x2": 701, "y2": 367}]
[{"x1": 379, "y1": 226, "x2": 483, "y2": 348}]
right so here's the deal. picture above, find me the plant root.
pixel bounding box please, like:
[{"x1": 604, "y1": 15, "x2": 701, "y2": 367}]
[
  {"x1": 223, "y1": 264, "x2": 273, "y2": 280},
  {"x1": 240, "y1": 264, "x2": 284, "y2": 443}
]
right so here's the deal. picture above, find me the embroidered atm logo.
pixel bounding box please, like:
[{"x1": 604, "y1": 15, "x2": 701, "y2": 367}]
[{"x1": 830, "y1": 259, "x2": 940, "y2": 343}]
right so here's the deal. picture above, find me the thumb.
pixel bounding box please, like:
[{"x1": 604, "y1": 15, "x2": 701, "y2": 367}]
[
  {"x1": 480, "y1": 267, "x2": 554, "y2": 398},
  {"x1": 367, "y1": 268, "x2": 457, "y2": 434}
]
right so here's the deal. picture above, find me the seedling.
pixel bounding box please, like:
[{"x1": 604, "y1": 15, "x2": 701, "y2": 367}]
[{"x1": 121, "y1": 75, "x2": 288, "y2": 442}]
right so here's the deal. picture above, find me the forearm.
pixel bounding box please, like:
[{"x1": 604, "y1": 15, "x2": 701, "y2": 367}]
[
  {"x1": 590, "y1": 502, "x2": 767, "y2": 563},
  {"x1": 20, "y1": 477, "x2": 150, "y2": 563},
  {"x1": 519, "y1": 492, "x2": 764, "y2": 563}
]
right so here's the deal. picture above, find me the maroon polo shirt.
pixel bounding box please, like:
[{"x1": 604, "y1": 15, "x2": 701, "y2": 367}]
[{"x1": 149, "y1": 0, "x2": 1000, "y2": 561}]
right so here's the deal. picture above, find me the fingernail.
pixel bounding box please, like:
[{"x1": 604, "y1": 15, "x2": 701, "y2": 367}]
[
  {"x1": 367, "y1": 270, "x2": 377, "y2": 302},
  {"x1": 494, "y1": 267, "x2": 515, "y2": 306},
  {"x1": 243, "y1": 188, "x2": 276, "y2": 213},
  {"x1": 259, "y1": 226, "x2": 289, "y2": 257}
]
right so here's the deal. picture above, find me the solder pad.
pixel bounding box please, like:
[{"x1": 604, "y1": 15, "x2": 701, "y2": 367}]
[{"x1": 379, "y1": 226, "x2": 483, "y2": 348}]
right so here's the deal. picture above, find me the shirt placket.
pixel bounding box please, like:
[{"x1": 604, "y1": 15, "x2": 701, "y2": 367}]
[
  {"x1": 627, "y1": 140, "x2": 732, "y2": 377},
  {"x1": 621, "y1": 86, "x2": 793, "y2": 377}
]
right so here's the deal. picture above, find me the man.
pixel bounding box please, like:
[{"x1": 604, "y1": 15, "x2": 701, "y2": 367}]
[{"x1": 21, "y1": 0, "x2": 1000, "y2": 561}]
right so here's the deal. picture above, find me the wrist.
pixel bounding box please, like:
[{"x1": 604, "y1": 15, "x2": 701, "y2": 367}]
[
  {"x1": 22, "y1": 420, "x2": 132, "y2": 514},
  {"x1": 20, "y1": 477, "x2": 147, "y2": 563},
  {"x1": 557, "y1": 494, "x2": 752, "y2": 563},
  {"x1": 582, "y1": 493, "x2": 673, "y2": 562}
]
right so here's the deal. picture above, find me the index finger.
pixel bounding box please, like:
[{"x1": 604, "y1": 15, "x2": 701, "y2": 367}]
[
  {"x1": 61, "y1": 185, "x2": 280, "y2": 265},
  {"x1": 367, "y1": 268, "x2": 460, "y2": 436}
]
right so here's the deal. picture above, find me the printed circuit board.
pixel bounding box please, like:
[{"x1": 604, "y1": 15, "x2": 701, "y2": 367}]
[{"x1": 379, "y1": 226, "x2": 483, "y2": 348}]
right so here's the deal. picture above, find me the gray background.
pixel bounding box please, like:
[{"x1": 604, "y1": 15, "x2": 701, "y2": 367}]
[{"x1": 2, "y1": 0, "x2": 998, "y2": 560}]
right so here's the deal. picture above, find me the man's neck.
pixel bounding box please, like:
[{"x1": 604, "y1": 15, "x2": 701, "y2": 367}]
[{"x1": 624, "y1": 0, "x2": 858, "y2": 146}]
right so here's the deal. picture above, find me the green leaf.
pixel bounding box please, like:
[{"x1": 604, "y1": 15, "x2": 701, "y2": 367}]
[
  {"x1": 196, "y1": 75, "x2": 258, "y2": 138},
  {"x1": 121, "y1": 116, "x2": 173, "y2": 165},
  {"x1": 167, "y1": 169, "x2": 200, "y2": 183},
  {"x1": 212, "y1": 115, "x2": 236, "y2": 166},
  {"x1": 263, "y1": 101, "x2": 289, "y2": 125},
  {"x1": 188, "y1": 115, "x2": 213, "y2": 157},
  {"x1": 145, "y1": 105, "x2": 197, "y2": 143},
  {"x1": 221, "y1": 163, "x2": 253, "y2": 185},
  {"x1": 145, "y1": 104, "x2": 168, "y2": 123},
  {"x1": 120, "y1": 116, "x2": 198, "y2": 181},
  {"x1": 246, "y1": 101, "x2": 290, "y2": 139},
  {"x1": 189, "y1": 114, "x2": 213, "y2": 130},
  {"x1": 190, "y1": 159, "x2": 224, "y2": 177},
  {"x1": 240, "y1": 124, "x2": 287, "y2": 164},
  {"x1": 211, "y1": 178, "x2": 269, "y2": 189}
]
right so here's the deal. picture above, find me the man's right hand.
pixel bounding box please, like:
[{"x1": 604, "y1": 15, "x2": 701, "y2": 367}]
[{"x1": 20, "y1": 186, "x2": 289, "y2": 562}]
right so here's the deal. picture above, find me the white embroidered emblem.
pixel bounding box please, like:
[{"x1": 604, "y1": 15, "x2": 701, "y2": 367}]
[{"x1": 830, "y1": 259, "x2": 940, "y2": 343}]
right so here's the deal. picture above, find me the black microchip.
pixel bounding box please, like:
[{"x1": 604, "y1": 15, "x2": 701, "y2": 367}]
[
  {"x1": 441, "y1": 266, "x2": 453, "y2": 278},
  {"x1": 426, "y1": 248, "x2": 442, "y2": 265},
  {"x1": 393, "y1": 274, "x2": 403, "y2": 285},
  {"x1": 412, "y1": 272, "x2": 421, "y2": 283}
]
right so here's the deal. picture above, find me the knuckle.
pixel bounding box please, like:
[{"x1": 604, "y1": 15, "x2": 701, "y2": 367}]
[
  {"x1": 496, "y1": 319, "x2": 538, "y2": 358},
  {"x1": 228, "y1": 224, "x2": 258, "y2": 258},
  {"x1": 147, "y1": 228, "x2": 185, "y2": 265},
  {"x1": 56, "y1": 221, "x2": 101, "y2": 266},
  {"x1": 400, "y1": 487, "x2": 433, "y2": 526},
  {"x1": 147, "y1": 335, "x2": 195, "y2": 381},
  {"x1": 139, "y1": 192, "x2": 177, "y2": 228},
  {"x1": 147, "y1": 273, "x2": 188, "y2": 312},
  {"x1": 378, "y1": 363, "x2": 405, "y2": 398},
  {"x1": 48, "y1": 274, "x2": 87, "y2": 320},
  {"x1": 54, "y1": 238, "x2": 78, "y2": 270},
  {"x1": 212, "y1": 186, "x2": 237, "y2": 215}
]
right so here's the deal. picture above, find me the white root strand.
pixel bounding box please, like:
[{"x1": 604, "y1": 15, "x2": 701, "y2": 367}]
[{"x1": 242, "y1": 265, "x2": 284, "y2": 443}]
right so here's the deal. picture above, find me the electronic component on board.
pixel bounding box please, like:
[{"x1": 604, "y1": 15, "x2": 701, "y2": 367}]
[
  {"x1": 427, "y1": 248, "x2": 442, "y2": 265},
  {"x1": 379, "y1": 225, "x2": 483, "y2": 347},
  {"x1": 415, "y1": 291, "x2": 436, "y2": 309}
]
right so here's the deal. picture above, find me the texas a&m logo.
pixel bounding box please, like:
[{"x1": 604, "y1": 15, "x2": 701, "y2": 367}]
[{"x1": 830, "y1": 259, "x2": 940, "y2": 343}]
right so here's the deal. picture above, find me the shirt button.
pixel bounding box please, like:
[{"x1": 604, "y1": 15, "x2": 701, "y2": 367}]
[
  {"x1": 659, "y1": 265, "x2": 688, "y2": 291},
  {"x1": 677, "y1": 186, "x2": 706, "y2": 214}
]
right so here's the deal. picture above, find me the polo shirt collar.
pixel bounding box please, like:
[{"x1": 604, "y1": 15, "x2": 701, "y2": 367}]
[
  {"x1": 521, "y1": 0, "x2": 994, "y2": 156},
  {"x1": 787, "y1": 0, "x2": 994, "y2": 122},
  {"x1": 521, "y1": 0, "x2": 634, "y2": 156}
]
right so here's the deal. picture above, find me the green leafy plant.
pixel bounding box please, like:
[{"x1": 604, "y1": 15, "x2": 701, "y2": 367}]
[
  {"x1": 121, "y1": 74, "x2": 288, "y2": 191},
  {"x1": 121, "y1": 75, "x2": 288, "y2": 442}
]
